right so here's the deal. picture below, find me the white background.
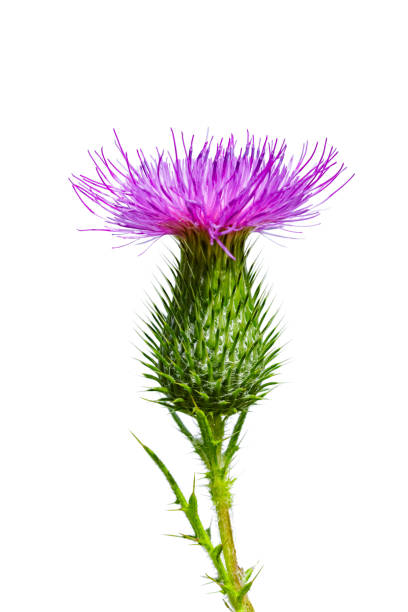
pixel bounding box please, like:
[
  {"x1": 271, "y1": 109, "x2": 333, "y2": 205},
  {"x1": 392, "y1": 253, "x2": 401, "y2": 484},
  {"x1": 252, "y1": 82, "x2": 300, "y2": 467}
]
[{"x1": 1, "y1": 1, "x2": 407, "y2": 610}]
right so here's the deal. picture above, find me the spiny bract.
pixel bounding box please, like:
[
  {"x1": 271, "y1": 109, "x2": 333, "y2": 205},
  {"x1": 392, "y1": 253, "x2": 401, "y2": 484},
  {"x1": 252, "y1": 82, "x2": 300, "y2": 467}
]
[{"x1": 142, "y1": 232, "x2": 281, "y2": 416}]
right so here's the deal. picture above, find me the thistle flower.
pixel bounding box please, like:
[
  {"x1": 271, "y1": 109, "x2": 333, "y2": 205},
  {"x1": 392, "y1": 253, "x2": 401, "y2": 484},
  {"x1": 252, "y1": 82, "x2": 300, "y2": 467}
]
[
  {"x1": 72, "y1": 131, "x2": 352, "y2": 612},
  {"x1": 72, "y1": 130, "x2": 351, "y2": 254},
  {"x1": 72, "y1": 132, "x2": 351, "y2": 416}
]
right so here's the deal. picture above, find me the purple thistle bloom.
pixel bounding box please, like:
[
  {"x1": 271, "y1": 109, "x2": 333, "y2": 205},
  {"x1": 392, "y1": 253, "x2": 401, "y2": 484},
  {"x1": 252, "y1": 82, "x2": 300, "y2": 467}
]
[{"x1": 72, "y1": 130, "x2": 352, "y2": 256}]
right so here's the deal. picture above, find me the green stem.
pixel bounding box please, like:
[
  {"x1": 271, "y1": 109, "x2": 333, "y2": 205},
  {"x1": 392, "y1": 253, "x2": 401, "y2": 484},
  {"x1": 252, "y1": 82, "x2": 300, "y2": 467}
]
[
  {"x1": 209, "y1": 417, "x2": 255, "y2": 612},
  {"x1": 131, "y1": 431, "x2": 231, "y2": 598},
  {"x1": 212, "y1": 478, "x2": 255, "y2": 611},
  {"x1": 133, "y1": 409, "x2": 257, "y2": 610}
]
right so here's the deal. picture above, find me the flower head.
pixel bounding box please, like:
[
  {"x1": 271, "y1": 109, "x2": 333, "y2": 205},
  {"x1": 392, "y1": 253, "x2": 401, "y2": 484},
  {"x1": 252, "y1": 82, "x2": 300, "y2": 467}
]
[{"x1": 72, "y1": 130, "x2": 352, "y2": 255}]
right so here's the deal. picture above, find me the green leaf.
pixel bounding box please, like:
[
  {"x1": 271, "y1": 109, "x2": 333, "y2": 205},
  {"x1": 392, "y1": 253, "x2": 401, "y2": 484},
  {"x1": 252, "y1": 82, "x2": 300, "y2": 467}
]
[
  {"x1": 236, "y1": 581, "x2": 253, "y2": 605},
  {"x1": 165, "y1": 533, "x2": 197, "y2": 542},
  {"x1": 212, "y1": 543, "x2": 223, "y2": 561},
  {"x1": 223, "y1": 409, "x2": 249, "y2": 469},
  {"x1": 130, "y1": 432, "x2": 188, "y2": 511},
  {"x1": 188, "y1": 489, "x2": 198, "y2": 515}
]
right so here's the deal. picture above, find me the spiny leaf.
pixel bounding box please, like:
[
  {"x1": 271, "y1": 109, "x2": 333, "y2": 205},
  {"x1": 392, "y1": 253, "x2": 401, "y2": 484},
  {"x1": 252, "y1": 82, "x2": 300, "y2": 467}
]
[
  {"x1": 223, "y1": 409, "x2": 249, "y2": 468},
  {"x1": 165, "y1": 532, "x2": 198, "y2": 542},
  {"x1": 188, "y1": 489, "x2": 198, "y2": 515},
  {"x1": 168, "y1": 409, "x2": 195, "y2": 445},
  {"x1": 236, "y1": 580, "x2": 253, "y2": 604},
  {"x1": 212, "y1": 543, "x2": 223, "y2": 561},
  {"x1": 130, "y1": 432, "x2": 187, "y2": 511}
]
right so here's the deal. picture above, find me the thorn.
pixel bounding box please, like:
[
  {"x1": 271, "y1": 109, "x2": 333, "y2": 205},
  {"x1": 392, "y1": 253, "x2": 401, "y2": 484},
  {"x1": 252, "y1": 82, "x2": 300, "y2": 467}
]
[
  {"x1": 164, "y1": 533, "x2": 198, "y2": 542},
  {"x1": 129, "y1": 430, "x2": 144, "y2": 447}
]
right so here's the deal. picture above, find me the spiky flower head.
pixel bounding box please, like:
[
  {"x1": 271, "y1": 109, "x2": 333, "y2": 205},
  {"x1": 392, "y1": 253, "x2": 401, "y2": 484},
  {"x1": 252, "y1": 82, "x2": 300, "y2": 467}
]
[{"x1": 72, "y1": 131, "x2": 352, "y2": 415}]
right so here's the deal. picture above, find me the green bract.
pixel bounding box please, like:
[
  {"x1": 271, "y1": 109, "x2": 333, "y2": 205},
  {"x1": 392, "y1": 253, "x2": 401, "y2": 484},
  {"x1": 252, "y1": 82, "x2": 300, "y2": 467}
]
[{"x1": 143, "y1": 231, "x2": 281, "y2": 416}]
